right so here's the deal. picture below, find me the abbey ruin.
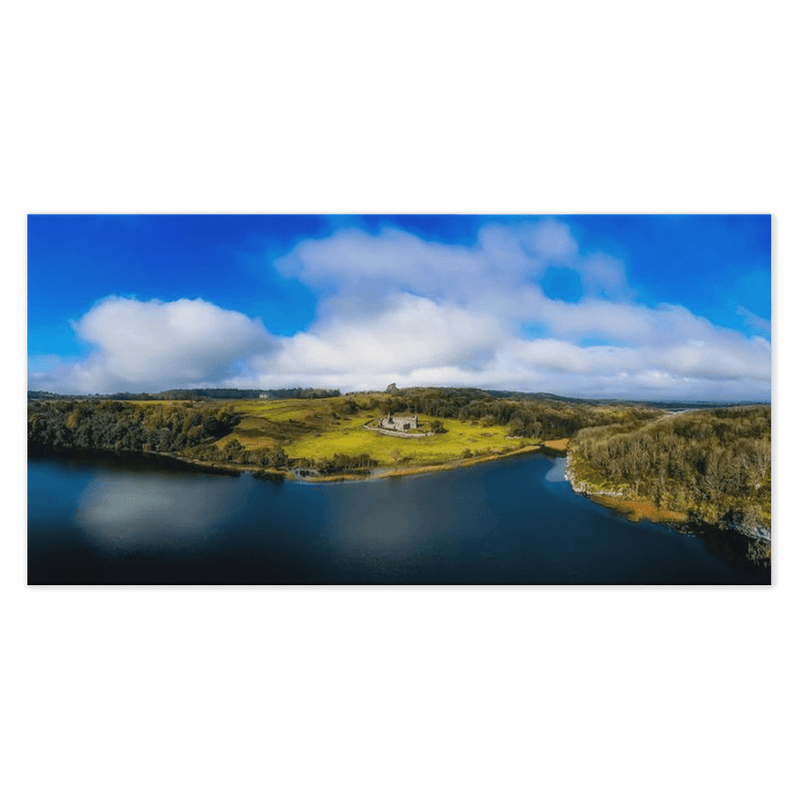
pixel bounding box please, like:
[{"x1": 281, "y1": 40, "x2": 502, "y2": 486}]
[{"x1": 379, "y1": 414, "x2": 419, "y2": 432}]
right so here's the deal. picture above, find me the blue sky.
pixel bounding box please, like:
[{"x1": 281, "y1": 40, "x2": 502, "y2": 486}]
[{"x1": 27, "y1": 214, "x2": 771, "y2": 401}]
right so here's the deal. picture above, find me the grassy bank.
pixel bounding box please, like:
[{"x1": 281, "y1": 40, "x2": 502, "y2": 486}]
[
  {"x1": 366, "y1": 443, "x2": 544, "y2": 479},
  {"x1": 583, "y1": 492, "x2": 690, "y2": 525}
]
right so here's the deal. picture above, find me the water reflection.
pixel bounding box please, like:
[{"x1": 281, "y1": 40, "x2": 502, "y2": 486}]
[
  {"x1": 75, "y1": 472, "x2": 238, "y2": 549},
  {"x1": 544, "y1": 458, "x2": 567, "y2": 482},
  {"x1": 315, "y1": 481, "x2": 444, "y2": 556},
  {"x1": 319, "y1": 472, "x2": 501, "y2": 565},
  {"x1": 29, "y1": 452, "x2": 769, "y2": 584}
]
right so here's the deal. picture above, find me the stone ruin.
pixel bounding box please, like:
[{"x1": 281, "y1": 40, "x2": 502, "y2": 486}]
[{"x1": 379, "y1": 414, "x2": 419, "y2": 432}]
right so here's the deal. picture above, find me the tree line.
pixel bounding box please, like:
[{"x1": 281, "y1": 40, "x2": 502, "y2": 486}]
[
  {"x1": 27, "y1": 399, "x2": 375, "y2": 476},
  {"x1": 28, "y1": 399, "x2": 241, "y2": 455},
  {"x1": 569, "y1": 406, "x2": 771, "y2": 537},
  {"x1": 28, "y1": 387, "x2": 341, "y2": 401},
  {"x1": 378, "y1": 387, "x2": 663, "y2": 439}
]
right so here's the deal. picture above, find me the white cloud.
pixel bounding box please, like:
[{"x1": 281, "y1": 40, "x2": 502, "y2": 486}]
[
  {"x1": 654, "y1": 337, "x2": 771, "y2": 382},
  {"x1": 30, "y1": 297, "x2": 274, "y2": 394},
  {"x1": 254, "y1": 293, "x2": 504, "y2": 381},
  {"x1": 519, "y1": 218, "x2": 579, "y2": 263},
  {"x1": 277, "y1": 227, "x2": 486, "y2": 298},
  {"x1": 511, "y1": 339, "x2": 634, "y2": 374},
  {"x1": 275, "y1": 220, "x2": 570, "y2": 315},
  {"x1": 30, "y1": 223, "x2": 772, "y2": 402}
]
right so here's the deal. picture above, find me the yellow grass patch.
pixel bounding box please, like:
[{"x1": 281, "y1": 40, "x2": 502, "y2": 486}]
[
  {"x1": 283, "y1": 414, "x2": 528, "y2": 466},
  {"x1": 590, "y1": 494, "x2": 690, "y2": 525},
  {"x1": 204, "y1": 398, "x2": 540, "y2": 470}
]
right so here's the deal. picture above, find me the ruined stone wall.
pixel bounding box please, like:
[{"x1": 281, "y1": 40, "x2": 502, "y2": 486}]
[{"x1": 380, "y1": 415, "x2": 418, "y2": 431}]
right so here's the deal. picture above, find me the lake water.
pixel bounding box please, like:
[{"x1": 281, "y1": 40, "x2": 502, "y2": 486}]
[{"x1": 27, "y1": 452, "x2": 769, "y2": 585}]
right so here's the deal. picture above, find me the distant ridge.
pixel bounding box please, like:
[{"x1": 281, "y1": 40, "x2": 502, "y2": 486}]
[
  {"x1": 363, "y1": 385, "x2": 767, "y2": 409},
  {"x1": 27, "y1": 387, "x2": 341, "y2": 401},
  {"x1": 28, "y1": 384, "x2": 768, "y2": 408}
]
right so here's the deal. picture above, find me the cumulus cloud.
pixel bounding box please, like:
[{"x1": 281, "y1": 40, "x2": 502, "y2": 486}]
[
  {"x1": 30, "y1": 297, "x2": 274, "y2": 394},
  {"x1": 29, "y1": 221, "x2": 772, "y2": 402},
  {"x1": 275, "y1": 293, "x2": 502, "y2": 375},
  {"x1": 275, "y1": 220, "x2": 570, "y2": 315},
  {"x1": 276, "y1": 227, "x2": 486, "y2": 298}
]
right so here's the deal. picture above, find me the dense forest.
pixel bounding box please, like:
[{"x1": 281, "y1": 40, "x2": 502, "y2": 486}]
[
  {"x1": 28, "y1": 399, "x2": 242, "y2": 455},
  {"x1": 568, "y1": 406, "x2": 771, "y2": 540},
  {"x1": 376, "y1": 386, "x2": 664, "y2": 438}
]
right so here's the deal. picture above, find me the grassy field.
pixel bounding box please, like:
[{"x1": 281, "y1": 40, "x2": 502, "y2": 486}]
[{"x1": 213, "y1": 397, "x2": 539, "y2": 467}]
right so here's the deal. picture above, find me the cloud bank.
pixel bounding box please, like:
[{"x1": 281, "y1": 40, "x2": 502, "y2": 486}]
[{"x1": 29, "y1": 221, "x2": 771, "y2": 401}]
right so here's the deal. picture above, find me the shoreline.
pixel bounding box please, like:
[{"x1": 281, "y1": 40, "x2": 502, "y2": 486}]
[
  {"x1": 289, "y1": 443, "x2": 547, "y2": 483},
  {"x1": 171, "y1": 438, "x2": 568, "y2": 483},
  {"x1": 563, "y1": 453, "x2": 770, "y2": 545},
  {"x1": 34, "y1": 442, "x2": 554, "y2": 483},
  {"x1": 365, "y1": 443, "x2": 545, "y2": 481},
  {"x1": 29, "y1": 437, "x2": 573, "y2": 483},
  {"x1": 564, "y1": 452, "x2": 692, "y2": 527}
]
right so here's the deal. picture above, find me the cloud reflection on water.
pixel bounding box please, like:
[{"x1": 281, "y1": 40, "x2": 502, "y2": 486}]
[
  {"x1": 544, "y1": 458, "x2": 567, "y2": 482},
  {"x1": 75, "y1": 473, "x2": 237, "y2": 549}
]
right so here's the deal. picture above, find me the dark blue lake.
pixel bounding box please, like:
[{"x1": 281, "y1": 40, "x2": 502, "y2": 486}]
[{"x1": 27, "y1": 452, "x2": 769, "y2": 585}]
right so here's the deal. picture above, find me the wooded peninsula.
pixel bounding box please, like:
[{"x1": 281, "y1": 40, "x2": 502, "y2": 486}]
[{"x1": 28, "y1": 385, "x2": 771, "y2": 561}]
